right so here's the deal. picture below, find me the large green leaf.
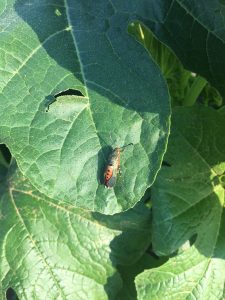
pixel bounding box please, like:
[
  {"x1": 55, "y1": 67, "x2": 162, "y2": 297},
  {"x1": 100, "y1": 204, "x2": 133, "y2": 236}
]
[
  {"x1": 152, "y1": 106, "x2": 225, "y2": 254},
  {"x1": 93, "y1": 201, "x2": 152, "y2": 266},
  {"x1": 0, "y1": 162, "x2": 151, "y2": 299},
  {"x1": 0, "y1": 1, "x2": 170, "y2": 214},
  {"x1": 138, "y1": 0, "x2": 225, "y2": 98},
  {"x1": 135, "y1": 106, "x2": 225, "y2": 299},
  {"x1": 118, "y1": 254, "x2": 167, "y2": 300},
  {"x1": 136, "y1": 212, "x2": 225, "y2": 300}
]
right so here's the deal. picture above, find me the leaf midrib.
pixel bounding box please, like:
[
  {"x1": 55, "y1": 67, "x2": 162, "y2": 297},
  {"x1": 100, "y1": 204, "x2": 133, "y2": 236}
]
[
  {"x1": 64, "y1": 1, "x2": 108, "y2": 209},
  {"x1": 10, "y1": 187, "x2": 121, "y2": 233},
  {"x1": 9, "y1": 188, "x2": 68, "y2": 299},
  {"x1": 177, "y1": 127, "x2": 218, "y2": 177},
  {"x1": 175, "y1": 0, "x2": 225, "y2": 45},
  {"x1": 1, "y1": 28, "x2": 68, "y2": 94}
]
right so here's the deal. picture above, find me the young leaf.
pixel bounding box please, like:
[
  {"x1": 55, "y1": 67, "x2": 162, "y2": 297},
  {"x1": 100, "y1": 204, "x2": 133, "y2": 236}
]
[{"x1": 0, "y1": 1, "x2": 170, "y2": 214}]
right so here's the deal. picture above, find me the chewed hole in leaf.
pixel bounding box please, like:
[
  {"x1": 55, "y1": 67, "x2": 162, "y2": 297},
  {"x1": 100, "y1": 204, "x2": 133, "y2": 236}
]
[
  {"x1": 45, "y1": 89, "x2": 85, "y2": 111},
  {"x1": 6, "y1": 287, "x2": 19, "y2": 300},
  {"x1": 54, "y1": 88, "x2": 84, "y2": 98}
]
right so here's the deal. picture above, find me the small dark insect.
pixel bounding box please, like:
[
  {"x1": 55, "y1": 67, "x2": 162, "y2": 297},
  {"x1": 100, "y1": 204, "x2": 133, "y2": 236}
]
[{"x1": 104, "y1": 143, "x2": 133, "y2": 188}]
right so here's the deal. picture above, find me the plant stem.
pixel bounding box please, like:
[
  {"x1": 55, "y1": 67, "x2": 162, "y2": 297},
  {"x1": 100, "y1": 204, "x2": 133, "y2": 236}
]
[{"x1": 183, "y1": 75, "x2": 207, "y2": 106}]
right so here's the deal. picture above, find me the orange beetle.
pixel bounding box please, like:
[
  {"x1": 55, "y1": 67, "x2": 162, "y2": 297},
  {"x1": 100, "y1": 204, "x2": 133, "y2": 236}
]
[{"x1": 104, "y1": 143, "x2": 133, "y2": 188}]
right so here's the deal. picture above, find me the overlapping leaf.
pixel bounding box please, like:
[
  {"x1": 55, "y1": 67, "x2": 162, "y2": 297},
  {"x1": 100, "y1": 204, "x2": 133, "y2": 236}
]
[
  {"x1": 152, "y1": 106, "x2": 225, "y2": 254},
  {"x1": 0, "y1": 1, "x2": 170, "y2": 214},
  {"x1": 118, "y1": 254, "x2": 167, "y2": 300},
  {"x1": 138, "y1": 0, "x2": 225, "y2": 99},
  {"x1": 135, "y1": 106, "x2": 225, "y2": 299},
  {"x1": 0, "y1": 162, "x2": 151, "y2": 299}
]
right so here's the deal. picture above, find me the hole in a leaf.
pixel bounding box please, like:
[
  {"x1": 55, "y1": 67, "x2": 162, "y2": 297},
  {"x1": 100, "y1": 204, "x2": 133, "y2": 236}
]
[
  {"x1": 45, "y1": 89, "x2": 85, "y2": 112},
  {"x1": 0, "y1": 144, "x2": 11, "y2": 164},
  {"x1": 6, "y1": 288, "x2": 19, "y2": 300},
  {"x1": 162, "y1": 161, "x2": 171, "y2": 167},
  {"x1": 54, "y1": 89, "x2": 84, "y2": 98}
]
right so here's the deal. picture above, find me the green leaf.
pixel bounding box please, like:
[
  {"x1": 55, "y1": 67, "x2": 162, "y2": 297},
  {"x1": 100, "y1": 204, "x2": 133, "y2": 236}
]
[
  {"x1": 129, "y1": 21, "x2": 223, "y2": 108},
  {"x1": 0, "y1": 1, "x2": 170, "y2": 214},
  {"x1": 93, "y1": 201, "x2": 152, "y2": 266},
  {"x1": 0, "y1": 162, "x2": 152, "y2": 299},
  {"x1": 118, "y1": 254, "x2": 167, "y2": 300},
  {"x1": 128, "y1": 21, "x2": 196, "y2": 107},
  {"x1": 0, "y1": 167, "x2": 121, "y2": 299},
  {"x1": 136, "y1": 215, "x2": 225, "y2": 300},
  {"x1": 152, "y1": 105, "x2": 225, "y2": 254},
  {"x1": 142, "y1": 0, "x2": 225, "y2": 99},
  {"x1": 136, "y1": 210, "x2": 225, "y2": 300},
  {"x1": 135, "y1": 106, "x2": 225, "y2": 299}
]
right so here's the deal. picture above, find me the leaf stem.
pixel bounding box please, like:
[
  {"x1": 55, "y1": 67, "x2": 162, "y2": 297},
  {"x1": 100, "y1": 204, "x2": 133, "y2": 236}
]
[{"x1": 183, "y1": 75, "x2": 207, "y2": 106}]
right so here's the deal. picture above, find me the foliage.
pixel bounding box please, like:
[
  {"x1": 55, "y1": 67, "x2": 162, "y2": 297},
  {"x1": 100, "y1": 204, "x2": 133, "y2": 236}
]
[{"x1": 0, "y1": 1, "x2": 225, "y2": 299}]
